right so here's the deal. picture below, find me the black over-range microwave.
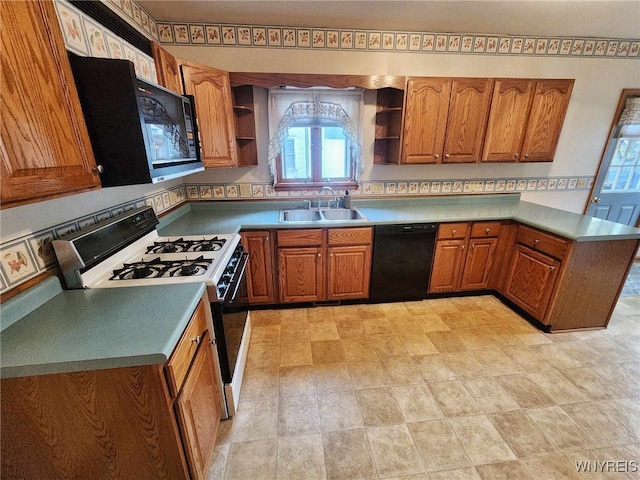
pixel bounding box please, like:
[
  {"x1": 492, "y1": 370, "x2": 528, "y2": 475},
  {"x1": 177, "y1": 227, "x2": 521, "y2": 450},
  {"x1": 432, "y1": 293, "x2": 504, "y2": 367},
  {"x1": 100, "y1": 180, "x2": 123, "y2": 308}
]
[{"x1": 68, "y1": 53, "x2": 204, "y2": 186}]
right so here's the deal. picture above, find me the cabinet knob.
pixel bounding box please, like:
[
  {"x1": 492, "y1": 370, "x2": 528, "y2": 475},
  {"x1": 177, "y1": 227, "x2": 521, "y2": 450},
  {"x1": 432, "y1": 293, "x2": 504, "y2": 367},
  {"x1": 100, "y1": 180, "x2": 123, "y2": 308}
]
[
  {"x1": 461, "y1": 244, "x2": 465, "y2": 250},
  {"x1": 434, "y1": 154, "x2": 440, "y2": 159},
  {"x1": 471, "y1": 243, "x2": 476, "y2": 249},
  {"x1": 266, "y1": 236, "x2": 269, "y2": 241},
  {"x1": 452, "y1": 229, "x2": 457, "y2": 235},
  {"x1": 192, "y1": 335, "x2": 201, "y2": 344},
  {"x1": 92, "y1": 165, "x2": 104, "y2": 174},
  {"x1": 534, "y1": 239, "x2": 540, "y2": 245},
  {"x1": 444, "y1": 154, "x2": 450, "y2": 159},
  {"x1": 210, "y1": 339, "x2": 216, "y2": 345},
  {"x1": 524, "y1": 153, "x2": 529, "y2": 159},
  {"x1": 549, "y1": 265, "x2": 556, "y2": 271},
  {"x1": 318, "y1": 253, "x2": 321, "y2": 258},
  {"x1": 485, "y1": 228, "x2": 490, "y2": 234},
  {"x1": 514, "y1": 153, "x2": 519, "y2": 158}
]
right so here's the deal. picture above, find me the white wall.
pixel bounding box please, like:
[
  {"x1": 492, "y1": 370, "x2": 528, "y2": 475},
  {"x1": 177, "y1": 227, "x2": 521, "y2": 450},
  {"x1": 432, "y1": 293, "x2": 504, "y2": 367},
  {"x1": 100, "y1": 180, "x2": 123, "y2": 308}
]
[{"x1": 168, "y1": 45, "x2": 638, "y2": 212}]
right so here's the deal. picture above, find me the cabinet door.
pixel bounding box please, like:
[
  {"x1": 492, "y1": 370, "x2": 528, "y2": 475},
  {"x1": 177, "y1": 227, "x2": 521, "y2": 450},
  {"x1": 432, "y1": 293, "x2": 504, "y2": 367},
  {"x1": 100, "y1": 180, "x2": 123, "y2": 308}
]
[
  {"x1": 181, "y1": 62, "x2": 238, "y2": 168},
  {"x1": 241, "y1": 231, "x2": 276, "y2": 304},
  {"x1": 401, "y1": 78, "x2": 451, "y2": 164},
  {"x1": 278, "y1": 247, "x2": 324, "y2": 303},
  {"x1": 429, "y1": 239, "x2": 466, "y2": 293},
  {"x1": 327, "y1": 245, "x2": 372, "y2": 300},
  {"x1": 151, "y1": 41, "x2": 183, "y2": 94},
  {"x1": 460, "y1": 237, "x2": 497, "y2": 290},
  {"x1": 504, "y1": 244, "x2": 560, "y2": 321},
  {"x1": 1, "y1": 0, "x2": 100, "y2": 208},
  {"x1": 175, "y1": 331, "x2": 222, "y2": 480},
  {"x1": 520, "y1": 80, "x2": 573, "y2": 162},
  {"x1": 482, "y1": 79, "x2": 534, "y2": 162},
  {"x1": 442, "y1": 78, "x2": 493, "y2": 163}
]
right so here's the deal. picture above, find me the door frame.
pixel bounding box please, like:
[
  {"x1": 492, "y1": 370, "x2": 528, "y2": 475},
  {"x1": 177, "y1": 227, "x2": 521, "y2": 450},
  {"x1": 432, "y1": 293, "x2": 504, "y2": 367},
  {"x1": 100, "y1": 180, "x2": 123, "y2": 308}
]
[{"x1": 584, "y1": 88, "x2": 640, "y2": 229}]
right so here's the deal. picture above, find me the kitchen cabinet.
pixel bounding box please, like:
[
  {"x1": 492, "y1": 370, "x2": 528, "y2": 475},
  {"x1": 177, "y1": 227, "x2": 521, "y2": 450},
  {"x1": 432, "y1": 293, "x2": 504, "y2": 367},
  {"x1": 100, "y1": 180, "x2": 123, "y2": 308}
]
[
  {"x1": 482, "y1": 79, "x2": 573, "y2": 162},
  {"x1": 276, "y1": 227, "x2": 373, "y2": 303},
  {"x1": 232, "y1": 85, "x2": 258, "y2": 166},
  {"x1": 151, "y1": 41, "x2": 183, "y2": 94},
  {"x1": 401, "y1": 77, "x2": 493, "y2": 164},
  {"x1": 241, "y1": 230, "x2": 277, "y2": 304},
  {"x1": 374, "y1": 87, "x2": 405, "y2": 165},
  {"x1": 152, "y1": 43, "x2": 258, "y2": 168},
  {"x1": 1, "y1": 298, "x2": 221, "y2": 479},
  {"x1": 429, "y1": 222, "x2": 500, "y2": 293},
  {"x1": 500, "y1": 224, "x2": 639, "y2": 331},
  {"x1": 1, "y1": 0, "x2": 101, "y2": 209},
  {"x1": 181, "y1": 61, "x2": 238, "y2": 169},
  {"x1": 326, "y1": 228, "x2": 373, "y2": 300}
]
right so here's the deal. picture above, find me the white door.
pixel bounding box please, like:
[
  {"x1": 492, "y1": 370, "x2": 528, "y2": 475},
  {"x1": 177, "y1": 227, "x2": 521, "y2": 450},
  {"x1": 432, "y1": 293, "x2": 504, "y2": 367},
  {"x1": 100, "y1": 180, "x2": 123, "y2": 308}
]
[{"x1": 586, "y1": 91, "x2": 640, "y2": 227}]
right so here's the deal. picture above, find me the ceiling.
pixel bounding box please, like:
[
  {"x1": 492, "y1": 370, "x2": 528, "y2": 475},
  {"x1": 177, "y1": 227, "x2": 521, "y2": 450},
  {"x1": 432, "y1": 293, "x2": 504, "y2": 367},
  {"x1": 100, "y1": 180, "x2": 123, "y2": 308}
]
[{"x1": 138, "y1": 1, "x2": 640, "y2": 40}]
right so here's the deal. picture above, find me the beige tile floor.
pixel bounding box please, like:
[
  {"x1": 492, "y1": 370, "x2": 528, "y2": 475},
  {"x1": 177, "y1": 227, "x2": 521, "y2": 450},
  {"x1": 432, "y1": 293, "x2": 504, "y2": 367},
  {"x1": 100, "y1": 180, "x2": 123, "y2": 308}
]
[{"x1": 208, "y1": 295, "x2": 640, "y2": 480}]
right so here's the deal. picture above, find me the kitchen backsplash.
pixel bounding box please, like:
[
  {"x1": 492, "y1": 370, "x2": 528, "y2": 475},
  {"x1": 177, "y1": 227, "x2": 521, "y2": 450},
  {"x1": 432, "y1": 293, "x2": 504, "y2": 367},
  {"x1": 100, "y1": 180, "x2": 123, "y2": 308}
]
[
  {"x1": 54, "y1": 0, "x2": 157, "y2": 83},
  {"x1": 184, "y1": 176, "x2": 594, "y2": 200},
  {"x1": 0, "y1": 185, "x2": 186, "y2": 295}
]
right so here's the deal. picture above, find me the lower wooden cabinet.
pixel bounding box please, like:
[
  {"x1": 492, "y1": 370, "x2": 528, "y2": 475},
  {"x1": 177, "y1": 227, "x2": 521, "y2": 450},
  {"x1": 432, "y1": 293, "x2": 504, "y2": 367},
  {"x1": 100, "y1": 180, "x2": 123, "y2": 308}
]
[
  {"x1": 276, "y1": 227, "x2": 373, "y2": 303},
  {"x1": 278, "y1": 246, "x2": 324, "y2": 303},
  {"x1": 175, "y1": 330, "x2": 222, "y2": 480},
  {"x1": 241, "y1": 230, "x2": 276, "y2": 304},
  {"x1": 429, "y1": 222, "x2": 500, "y2": 293},
  {"x1": 0, "y1": 297, "x2": 221, "y2": 480},
  {"x1": 504, "y1": 244, "x2": 560, "y2": 319}
]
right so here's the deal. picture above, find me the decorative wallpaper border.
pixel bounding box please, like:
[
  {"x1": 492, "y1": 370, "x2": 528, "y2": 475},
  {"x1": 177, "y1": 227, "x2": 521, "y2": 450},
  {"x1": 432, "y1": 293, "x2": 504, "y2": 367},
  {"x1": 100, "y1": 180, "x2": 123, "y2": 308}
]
[
  {"x1": 96, "y1": 0, "x2": 640, "y2": 59},
  {"x1": 184, "y1": 176, "x2": 595, "y2": 201},
  {"x1": 54, "y1": 0, "x2": 157, "y2": 83},
  {"x1": 155, "y1": 22, "x2": 640, "y2": 59},
  {"x1": 0, "y1": 186, "x2": 187, "y2": 295}
]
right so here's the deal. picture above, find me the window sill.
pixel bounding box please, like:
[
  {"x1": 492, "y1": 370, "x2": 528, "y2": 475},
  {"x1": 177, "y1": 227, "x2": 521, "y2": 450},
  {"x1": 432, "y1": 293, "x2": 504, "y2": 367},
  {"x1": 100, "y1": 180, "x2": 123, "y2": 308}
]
[{"x1": 274, "y1": 181, "x2": 359, "y2": 192}]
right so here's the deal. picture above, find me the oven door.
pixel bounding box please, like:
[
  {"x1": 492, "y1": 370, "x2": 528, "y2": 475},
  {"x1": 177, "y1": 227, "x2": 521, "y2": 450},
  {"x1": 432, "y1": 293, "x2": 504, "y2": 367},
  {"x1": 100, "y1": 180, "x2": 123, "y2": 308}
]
[{"x1": 211, "y1": 253, "x2": 249, "y2": 385}]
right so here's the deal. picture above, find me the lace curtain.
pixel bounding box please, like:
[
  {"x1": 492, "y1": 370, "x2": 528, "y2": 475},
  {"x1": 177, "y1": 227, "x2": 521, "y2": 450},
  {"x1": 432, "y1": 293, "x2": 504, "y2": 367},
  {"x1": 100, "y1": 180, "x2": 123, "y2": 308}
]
[{"x1": 267, "y1": 87, "x2": 365, "y2": 184}]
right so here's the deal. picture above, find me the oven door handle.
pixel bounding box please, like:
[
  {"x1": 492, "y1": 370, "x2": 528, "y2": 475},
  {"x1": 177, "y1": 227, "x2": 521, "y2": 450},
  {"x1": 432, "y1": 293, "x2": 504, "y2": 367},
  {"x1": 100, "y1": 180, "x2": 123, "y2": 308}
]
[{"x1": 223, "y1": 253, "x2": 249, "y2": 304}]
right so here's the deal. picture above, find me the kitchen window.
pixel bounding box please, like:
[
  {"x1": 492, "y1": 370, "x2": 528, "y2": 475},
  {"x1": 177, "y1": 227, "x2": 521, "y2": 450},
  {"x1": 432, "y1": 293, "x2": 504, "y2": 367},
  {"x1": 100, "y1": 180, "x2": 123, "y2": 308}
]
[{"x1": 267, "y1": 87, "x2": 364, "y2": 190}]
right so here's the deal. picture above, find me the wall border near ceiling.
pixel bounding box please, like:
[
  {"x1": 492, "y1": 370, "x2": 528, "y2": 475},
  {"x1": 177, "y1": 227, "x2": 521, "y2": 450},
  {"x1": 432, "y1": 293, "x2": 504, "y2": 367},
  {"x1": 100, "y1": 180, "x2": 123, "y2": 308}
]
[{"x1": 98, "y1": 0, "x2": 640, "y2": 59}]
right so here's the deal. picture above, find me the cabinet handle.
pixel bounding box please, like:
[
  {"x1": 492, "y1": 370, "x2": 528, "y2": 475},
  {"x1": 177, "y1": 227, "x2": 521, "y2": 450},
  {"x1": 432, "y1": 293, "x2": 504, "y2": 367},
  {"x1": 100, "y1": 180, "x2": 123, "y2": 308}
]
[
  {"x1": 434, "y1": 154, "x2": 440, "y2": 159},
  {"x1": 444, "y1": 154, "x2": 450, "y2": 159},
  {"x1": 192, "y1": 335, "x2": 201, "y2": 344},
  {"x1": 514, "y1": 152, "x2": 520, "y2": 158}
]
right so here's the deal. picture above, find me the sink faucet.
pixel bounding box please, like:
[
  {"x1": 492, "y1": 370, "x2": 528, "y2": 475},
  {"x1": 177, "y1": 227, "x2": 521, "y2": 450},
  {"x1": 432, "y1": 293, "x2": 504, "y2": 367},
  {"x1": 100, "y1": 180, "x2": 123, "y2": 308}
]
[{"x1": 317, "y1": 186, "x2": 336, "y2": 209}]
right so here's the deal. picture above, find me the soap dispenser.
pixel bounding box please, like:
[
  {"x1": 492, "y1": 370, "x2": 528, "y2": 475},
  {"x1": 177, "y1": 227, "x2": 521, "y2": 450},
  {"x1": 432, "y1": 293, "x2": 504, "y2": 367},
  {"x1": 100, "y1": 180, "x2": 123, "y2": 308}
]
[{"x1": 343, "y1": 190, "x2": 351, "y2": 208}]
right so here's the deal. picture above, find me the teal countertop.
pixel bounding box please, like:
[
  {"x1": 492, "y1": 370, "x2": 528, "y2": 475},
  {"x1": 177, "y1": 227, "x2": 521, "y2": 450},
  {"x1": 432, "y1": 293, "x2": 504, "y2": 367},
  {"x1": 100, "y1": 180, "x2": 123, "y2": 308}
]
[
  {"x1": 158, "y1": 194, "x2": 640, "y2": 242},
  {"x1": 1, "y1": 279, "x2": 206, "y2": 379}
]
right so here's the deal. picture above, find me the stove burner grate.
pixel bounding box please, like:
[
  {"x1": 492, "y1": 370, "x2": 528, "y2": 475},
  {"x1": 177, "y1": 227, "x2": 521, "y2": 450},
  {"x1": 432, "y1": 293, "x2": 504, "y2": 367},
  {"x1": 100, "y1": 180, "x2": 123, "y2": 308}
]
[
  {"x1": 110, "y1": 256, "x2": 213, "y2": 280},
  {"x1": 145, "y1": 237, "x2": 227, "y2": 254}
]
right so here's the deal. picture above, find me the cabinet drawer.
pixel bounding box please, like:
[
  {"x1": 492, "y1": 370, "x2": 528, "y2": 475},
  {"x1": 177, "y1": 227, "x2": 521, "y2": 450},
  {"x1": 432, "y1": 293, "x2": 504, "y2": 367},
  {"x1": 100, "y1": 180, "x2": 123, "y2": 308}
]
[
  {"x1": 277, "y1": 229, "x2": 323, "y2": 247},
  {"x1": 328, "y1": 227, "x2": 373, "y2": 246},
  {"x1": 470, "y1": 221, "x2": 501, "y2": 238},
  {"x1": 437, "y1": 223, "x2": 469, "y2": 240},
  {"x1": 165, "y1": 299, "x2": 207, "y2": 398},
  {"x1": 516, "y1": 225, "x2": 569, "y2": 260}
]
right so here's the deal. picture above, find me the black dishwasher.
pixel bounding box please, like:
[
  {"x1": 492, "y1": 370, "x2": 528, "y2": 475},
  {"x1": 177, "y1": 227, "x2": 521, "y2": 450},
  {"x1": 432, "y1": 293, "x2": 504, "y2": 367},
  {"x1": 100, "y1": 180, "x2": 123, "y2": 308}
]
[{"x1": 369, "y1": 223, "x2": 438, "y2": 302}]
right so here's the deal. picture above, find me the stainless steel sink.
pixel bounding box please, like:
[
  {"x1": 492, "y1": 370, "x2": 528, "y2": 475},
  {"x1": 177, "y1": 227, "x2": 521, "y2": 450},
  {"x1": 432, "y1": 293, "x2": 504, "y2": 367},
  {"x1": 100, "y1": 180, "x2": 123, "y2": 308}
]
[
  {"x1": 279, "y1": 208, "x2": 367, "y2": 222},
  {"x1": 279, "y1": 209, "x2": 322, "y2": 222},
  {"x1": 320, "y1": 208, "x2": 367, "y2": 221}
]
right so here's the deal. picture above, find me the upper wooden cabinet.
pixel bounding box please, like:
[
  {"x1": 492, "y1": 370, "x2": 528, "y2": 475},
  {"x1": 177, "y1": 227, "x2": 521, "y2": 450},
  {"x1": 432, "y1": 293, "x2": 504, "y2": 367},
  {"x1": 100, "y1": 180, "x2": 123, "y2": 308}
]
[
  {"x1": 181, "y1": 61, "x2": 238, "y2": 168},
  {"x1": 401, "y1": 77, "x2": 493, "y2": 164},
  {"x1": 151, "y1": 41, "x2": 183, "y2": 94},
  {"x1": 483, "y1": 79, "x2": 573, "y2": 162},
  {"x1": 1, "y1": 0, "x2": 101, "y2": 209},
  {"x1": 152, "y1": 43, "x2": 258, "y2": 168}
]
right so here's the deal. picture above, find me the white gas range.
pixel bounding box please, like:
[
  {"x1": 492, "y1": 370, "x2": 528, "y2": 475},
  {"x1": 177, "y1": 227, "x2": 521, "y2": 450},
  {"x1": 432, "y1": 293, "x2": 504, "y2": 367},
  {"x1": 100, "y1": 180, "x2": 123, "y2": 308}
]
[{"x1": 51, "y1": 206, "x2": 250, "y2": 418}]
